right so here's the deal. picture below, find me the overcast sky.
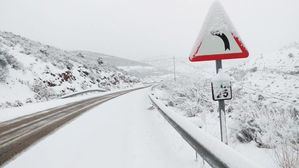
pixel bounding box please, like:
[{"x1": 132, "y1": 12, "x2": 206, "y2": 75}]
[{"x1": 0, "y1": 0, "x2": 298, "y2": 61}]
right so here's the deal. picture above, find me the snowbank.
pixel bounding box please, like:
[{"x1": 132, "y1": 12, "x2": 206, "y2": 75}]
[{"x1": 149, "y1": 93, "x2": 263, "y2": 168}]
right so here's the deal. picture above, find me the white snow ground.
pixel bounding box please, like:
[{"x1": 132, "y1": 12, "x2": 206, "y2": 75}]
[{"x1": 5, "y1": 88, "x2": 202, "y2": 168}]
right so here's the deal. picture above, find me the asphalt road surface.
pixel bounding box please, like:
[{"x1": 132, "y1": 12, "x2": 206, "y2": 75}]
[{"x1": 0, "y1": 87, "x2": 145, "y2": 166}]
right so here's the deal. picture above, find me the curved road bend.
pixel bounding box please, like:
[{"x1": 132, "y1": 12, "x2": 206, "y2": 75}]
[{"x1": 0, "y1": 87, "x2": 146, "y2": 166}]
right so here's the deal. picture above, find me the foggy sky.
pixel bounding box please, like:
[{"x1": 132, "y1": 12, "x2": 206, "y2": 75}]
[{"x1": 0, "y1": 0, "x2": 298, "y2": 61}]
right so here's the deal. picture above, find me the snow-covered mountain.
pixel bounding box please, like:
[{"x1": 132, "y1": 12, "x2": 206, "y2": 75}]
[{"x1": 0, "y1": 31, "x2": 155, "y2": 108}]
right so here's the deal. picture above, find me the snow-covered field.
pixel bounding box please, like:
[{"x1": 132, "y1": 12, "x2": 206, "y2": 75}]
[{"x1": 5, "y1": 88, "x2": 202, "y2": 168}]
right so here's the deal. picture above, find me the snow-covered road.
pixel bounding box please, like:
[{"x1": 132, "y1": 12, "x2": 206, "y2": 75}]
[{"x1": 6, "y1": 88, "x2": 201, "y2": 168}]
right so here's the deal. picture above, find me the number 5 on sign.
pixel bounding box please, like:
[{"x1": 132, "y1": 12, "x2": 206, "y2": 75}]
[{"x1": 211, "y1": 81, "x2": 232, "y2": 101}]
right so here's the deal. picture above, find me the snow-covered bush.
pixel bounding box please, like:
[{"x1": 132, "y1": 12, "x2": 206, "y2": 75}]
[
  {"x1": 31, "y1": 79, "x2": 55, "y2": 101},
  {"x1": 76, "y1": 52, "x2": 85, "y2": 58},
  {"x1": 274, "y1": 140, "x2": 299, "y2": 168},
  {"x1": 0, "y1": 54, "x2": 8, "y2": 82},
  {"x1": 80, "y1": 81, "x2": 90, "y2": 90},
  {"x1": 97, "y1": 57, "x2": 104, "y2": 65},
  {"x1": 232, "y1": 100, "x2": 299, "y2": 149},
  {"x1": 157, "y1": 77, "x2": 214, "y2": 118},
  {"x1": 3, "y1": 52, "x2": 22, "y2": 70},
  {"x1": 0, "y1": 48, "x2": 23, "y2": 71}
]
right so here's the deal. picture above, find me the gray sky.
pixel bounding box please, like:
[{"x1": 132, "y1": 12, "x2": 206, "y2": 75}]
[{"x1": 0, "y1": 0, "x2": 298, "y2": 61}]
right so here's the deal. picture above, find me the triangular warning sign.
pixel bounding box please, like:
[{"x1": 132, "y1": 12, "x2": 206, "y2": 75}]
[{"x1": 189, "y1": 1, "x2": 249, "y2": 62}]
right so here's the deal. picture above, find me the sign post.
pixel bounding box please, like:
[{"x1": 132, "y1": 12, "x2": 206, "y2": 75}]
[
  {"x1": 188, "y1": 1, "x2": 249, "y2": 144},
  {"x1": 215, "y1": 60, "x2": 228, "y2": 144}
]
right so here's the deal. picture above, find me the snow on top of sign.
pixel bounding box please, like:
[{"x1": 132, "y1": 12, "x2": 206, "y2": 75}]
[
  {"x1": 200, "y1": 1, "x2": 238, "y2": 40},
  {"x1": 208, "y1": 1, "x2": 236, "y2": 33},
  {"x1": 190, "y1": 1, "x2": 243, "y2": 58},
  {"x1": 212, "y1": 68, "x2": 231, "y2": 83}
]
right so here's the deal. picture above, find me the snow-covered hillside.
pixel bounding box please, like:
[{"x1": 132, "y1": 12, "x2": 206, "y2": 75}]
[
  {"x1": 153, "y1": 43, "x2": 299, "y2": 168},
  {"x1": 0, "y1": 31, "x2": 147, "y2": 109},
  {"x1": 69, "y1": 50, "x2": 170, "y2": 81}
]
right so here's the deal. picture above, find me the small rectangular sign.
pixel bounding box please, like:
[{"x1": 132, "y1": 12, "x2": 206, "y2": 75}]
[{"x1": 211, "y1": 82, "x2": 232, "y2": 101}]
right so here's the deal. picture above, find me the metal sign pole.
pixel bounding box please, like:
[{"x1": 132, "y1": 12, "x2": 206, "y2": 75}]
[{"x1": 215, "y1": 60, "x2": 228, "y2": 144}]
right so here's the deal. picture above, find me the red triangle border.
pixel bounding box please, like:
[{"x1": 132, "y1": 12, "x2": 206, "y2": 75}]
[{"x1": 189, "y1": 33, "x2": 249, "y2": 62}]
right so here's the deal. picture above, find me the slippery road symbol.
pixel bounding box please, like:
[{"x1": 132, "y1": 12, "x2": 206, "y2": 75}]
[{"x1": 211, "y1": 31, "x2": 230, "y2": 51}]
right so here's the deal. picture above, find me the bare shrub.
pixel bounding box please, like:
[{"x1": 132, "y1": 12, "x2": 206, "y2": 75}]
[
  {"x1": 97, "y1": 57, "x2": 104, "y2": 65},
  {"x1": 3, "y1": 52, "x2": 23, "y2": 70},
  {"x1": 0, "y1": 48, "x2": 22, "y2": 69},
  {"x1": 0, "y1": 54, "x2": 8, "y2": 82},
  {"x1": 31, "y1": 79, "x2": 54, "y2": 101},
  {"x1": 274, "y1": 140, "x2": 299, "y2": 168}
]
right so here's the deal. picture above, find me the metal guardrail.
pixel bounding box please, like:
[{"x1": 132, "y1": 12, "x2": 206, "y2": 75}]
[
  {"x1": 61, "y1": 83, "x2": 156, "y2": 99},
  {"x1": 149, "y1": 93, "x2": 263, "y2": 168},
  {"x1": 61, "y1": 89, "x2": 107, "y2": 99}
]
